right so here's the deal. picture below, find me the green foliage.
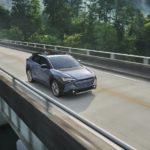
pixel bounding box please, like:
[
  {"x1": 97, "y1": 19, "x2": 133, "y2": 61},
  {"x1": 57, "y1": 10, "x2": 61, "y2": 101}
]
[
  {"x1": 43, "y1": 0, "x2": 72, "y2": 38},
  {"x1": 134, "y1": 16, "x2": 150, "y2": 56},
  {"x1": 142, "y1": 22, "x2": 150, "y2": 55},
  {"x1": 0, "y1": 26, "x2": 24, "y2": 40},
  {"x1": 144, "y1": 22, "x2": 150, "y2": 38},
  {"x1": 90, "y1": 0, "x2": 115, "y2": 23},
  {"x1": 11, "y1": 0, "x2": 41, "y2": 40},
  {"x1": 93, "y1": 23, "x2": 117, "y2": 51},
  {"x1": 67, "y1": 0, "x2": 83, "y2": 16},
  {"x1": 113, "y1": 0, "x2": 135, "y2": 42},
  {"x1": 81, "y1": 4, "x2": 97, "y2": 49},
  {"x1": 8, "y1": 26, "x2": 24, "y2": 40},
  {"x1": 29, "y1": 33, "x2": 61, "y2": 45},
  {"x1": 145, "y1": 15, "x2": 150, "y2": 24},
  {"x1": 0, "y1": 0, "x2": 149, "y2": 56},
  {"x1": 0, "y1": 6, "x2": 10, "y2": 29},
  {"x1": 64, "y1": 34, "x2": 82, "y2": 47}
]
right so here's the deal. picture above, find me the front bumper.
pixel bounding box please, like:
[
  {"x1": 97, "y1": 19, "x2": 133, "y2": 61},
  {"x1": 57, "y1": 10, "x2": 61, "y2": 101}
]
[{"x1": 63, "y1": 78, "x2": 97, "y2": 94}]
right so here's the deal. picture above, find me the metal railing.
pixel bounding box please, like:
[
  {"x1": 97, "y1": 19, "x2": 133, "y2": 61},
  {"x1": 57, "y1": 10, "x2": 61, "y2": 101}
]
[
  {"x1": 0, "y1": 39, "x2": 150, "y2": 65},
  {"x1": 0, "y1": 67, "x2": 135, "y2": 150}
]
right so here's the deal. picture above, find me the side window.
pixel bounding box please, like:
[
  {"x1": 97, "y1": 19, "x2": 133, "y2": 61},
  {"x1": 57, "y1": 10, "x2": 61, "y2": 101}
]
[
  {"x1": 40, "y1": 57, "x2": 48, "y2": 65},
  {"x1": 40, "y1": 57, "x2": 51, "y2": 68},
  {"x1": 32, "y1": 55, "x2": 40, "y2": 64}
]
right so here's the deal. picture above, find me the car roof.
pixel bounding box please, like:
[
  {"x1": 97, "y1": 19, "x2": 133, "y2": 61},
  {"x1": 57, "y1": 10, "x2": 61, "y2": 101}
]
[
  {"x1": 38, "y1": 54, "x2": 72, "y2": 59},
  {"x1": 32, "y1": 52, "x2": 72, "y2": 59},
  {"x1": 46, "y1": 54, "x2": 71, "y2": 58}
]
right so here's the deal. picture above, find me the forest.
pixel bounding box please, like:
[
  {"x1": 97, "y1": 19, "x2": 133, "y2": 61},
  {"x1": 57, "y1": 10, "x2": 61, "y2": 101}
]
[{"x1": 0, "y1": 0, "x2": 150, "y2": 56}]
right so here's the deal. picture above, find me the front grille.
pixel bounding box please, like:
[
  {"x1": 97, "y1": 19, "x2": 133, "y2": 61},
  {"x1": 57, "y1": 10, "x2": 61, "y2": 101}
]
[{"x1": 75, "y1": 78, "x2": 94, "y2": 89}]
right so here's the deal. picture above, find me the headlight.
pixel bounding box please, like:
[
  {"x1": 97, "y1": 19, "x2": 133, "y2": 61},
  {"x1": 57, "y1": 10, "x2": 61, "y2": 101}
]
[
  {"x1": 61, "y1": 77, "x2": 75, "y2": 82},
  {"x1": 93, "y1": 77, "x2": 97, "y2": 85}
]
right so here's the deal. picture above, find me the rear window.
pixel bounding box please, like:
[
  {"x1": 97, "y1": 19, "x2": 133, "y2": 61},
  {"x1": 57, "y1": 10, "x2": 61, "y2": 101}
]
[{"x1": 49, "y1": 55, "x2": 80, "y2": 69}]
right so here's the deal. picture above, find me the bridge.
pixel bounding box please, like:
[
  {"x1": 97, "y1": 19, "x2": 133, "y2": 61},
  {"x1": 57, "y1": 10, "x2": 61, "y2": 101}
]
[{"x1": 0, "y1": 40, "x2": 150, "y2": 150}]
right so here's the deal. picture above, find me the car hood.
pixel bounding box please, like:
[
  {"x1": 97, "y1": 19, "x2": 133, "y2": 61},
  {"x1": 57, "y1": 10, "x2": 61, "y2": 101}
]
[{"x1": 61, "y1": 67, "x2": 94, "y2": 80}]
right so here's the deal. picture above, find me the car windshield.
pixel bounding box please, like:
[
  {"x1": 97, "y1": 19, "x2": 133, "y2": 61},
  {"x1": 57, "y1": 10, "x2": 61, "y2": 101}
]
[{"x1": 49, "y1": 55, "x2": 80, "y2": 69}]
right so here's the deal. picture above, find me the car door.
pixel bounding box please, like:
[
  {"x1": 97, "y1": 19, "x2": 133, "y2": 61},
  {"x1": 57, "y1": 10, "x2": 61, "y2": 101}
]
[
  {"x1": 31, "y1": 55, "x2": 41, "y2": 80},
  {"x1": 38, "y1": 57, "x2": 51, "y2": 85}
]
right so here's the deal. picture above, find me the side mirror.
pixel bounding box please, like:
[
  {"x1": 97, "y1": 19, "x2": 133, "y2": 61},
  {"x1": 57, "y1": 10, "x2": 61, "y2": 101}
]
[{"x1": 41, "y1": 64, "x2": 48, "y2": 69}]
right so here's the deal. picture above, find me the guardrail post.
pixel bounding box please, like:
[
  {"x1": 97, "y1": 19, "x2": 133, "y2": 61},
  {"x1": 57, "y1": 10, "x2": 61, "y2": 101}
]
[
  {"x1": 86, "y1": 50, "x2": 90, "y2": 56},
  {"x1": 45, "y1": 100, "x2": 51, "y2": 113},
  {"x1": 69, "y1": 47, "x2": 72, "y2": 53},
  {"x1": 43, "y1": 44, "x2": 46, "y2": 49},
  {"x1": 12, "y1": 77, "x2": 16, "y2": 88},
  {"x1": 46, "y1": 101, "x2": 49, "y2": 112},
  {"x1": 110, "y1": 53, "x2": 115, "y2": 59},
  {"x1": 143, "y1": 58, "x2": 149, "y2": 65},
  {"x1": 54, "y1": 46, "x2": 57, "y2": 51},
  {"x1": 26, "y1": 42, "x2": 29, "y2": 46}
]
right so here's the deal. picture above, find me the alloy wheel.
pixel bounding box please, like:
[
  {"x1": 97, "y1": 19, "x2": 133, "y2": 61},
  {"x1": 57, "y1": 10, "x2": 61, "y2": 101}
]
[{"x1": 51, "y1": 80, "x2": 60, "y2": 97}]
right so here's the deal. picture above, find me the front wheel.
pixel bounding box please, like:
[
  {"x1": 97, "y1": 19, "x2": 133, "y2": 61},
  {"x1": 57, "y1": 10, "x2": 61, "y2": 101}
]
[
  {"x1": 51, "y1": 80, "x2": 62, "y2": 97},
  {"x1": 26, "y1": 69, "x2": 34, "y2": 82}
]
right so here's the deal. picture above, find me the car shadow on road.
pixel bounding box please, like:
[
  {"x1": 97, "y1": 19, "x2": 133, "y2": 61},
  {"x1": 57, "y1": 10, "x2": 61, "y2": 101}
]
[{"x1": 26, "y1": 81, "x2": 95, "y2": 113}]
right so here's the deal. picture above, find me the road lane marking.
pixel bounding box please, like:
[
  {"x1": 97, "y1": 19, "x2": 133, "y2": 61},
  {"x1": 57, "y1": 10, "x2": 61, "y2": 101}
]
[{"x1": 95, "y1": 86, "x2": 150, "y2": 109}]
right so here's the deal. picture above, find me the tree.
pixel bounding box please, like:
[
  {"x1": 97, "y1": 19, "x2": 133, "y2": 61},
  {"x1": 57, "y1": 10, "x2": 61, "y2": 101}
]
[
  {"x1": 0, "y1": 6, "x2": 10, "y2": 29},
  {"x1": 113, "y1": 0, "x2": 130, "y2": 42},
  {"x1": 136, "y1": 20, "x2": 150, "y2": 56},
  {"x1": 90, "y1": 0, "x2": 115, "y2": 23},
  {"x1": 64, "y1": 33, "x2": 82, "y2": 47},
  {"x1": 80, "y1": 2, "x2": 97, "y2": 49},
  {"x1": 143, "y1": 22, "x2": 150, "y2": 55},
  {"x1": 93, "y1": 22, "x2": 118, "y2": 51},
  {"x1": 112, "y1": 0, "x2": 145, "y2": 52},
  {"x1": 8, "y1": 26, "x2": 24, "y2": 40},
  {"x1": 43, "y1": 0, "x2": 72, "y2": 38},
  {"x1": 67, "y1": 0, "x2": 83, "y2": 16},
  {"x1": 11, "y1": 0, "x2": 41, "y2": 40},
  {"x1": 29, "y1": 33, "x2": 61, "y2": 45}
]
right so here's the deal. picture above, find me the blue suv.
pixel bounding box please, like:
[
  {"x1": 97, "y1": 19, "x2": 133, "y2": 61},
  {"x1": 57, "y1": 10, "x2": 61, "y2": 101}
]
[{"x1": 26, "y1": 54, "x2": 97, "y2": 97}]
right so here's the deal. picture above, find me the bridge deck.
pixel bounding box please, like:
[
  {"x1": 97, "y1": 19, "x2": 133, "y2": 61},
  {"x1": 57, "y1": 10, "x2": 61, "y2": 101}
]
[{"x1": 0, "y1": 46, "x2": 150, "y2": 150}]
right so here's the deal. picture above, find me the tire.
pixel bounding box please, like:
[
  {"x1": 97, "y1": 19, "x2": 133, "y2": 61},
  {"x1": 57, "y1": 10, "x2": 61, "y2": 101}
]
[
  {"x1": 51, "y1": 80, "x2": 62, "y2": 97},
  {"x1": 26, "y1": 69, "x2": 34, "y2": 83}
]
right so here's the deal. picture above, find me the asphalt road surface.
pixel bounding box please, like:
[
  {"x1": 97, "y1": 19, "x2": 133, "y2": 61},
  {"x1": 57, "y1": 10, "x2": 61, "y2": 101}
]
[{"x1": 0, "y1": 46, "x2": 150, "y2": 150}]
